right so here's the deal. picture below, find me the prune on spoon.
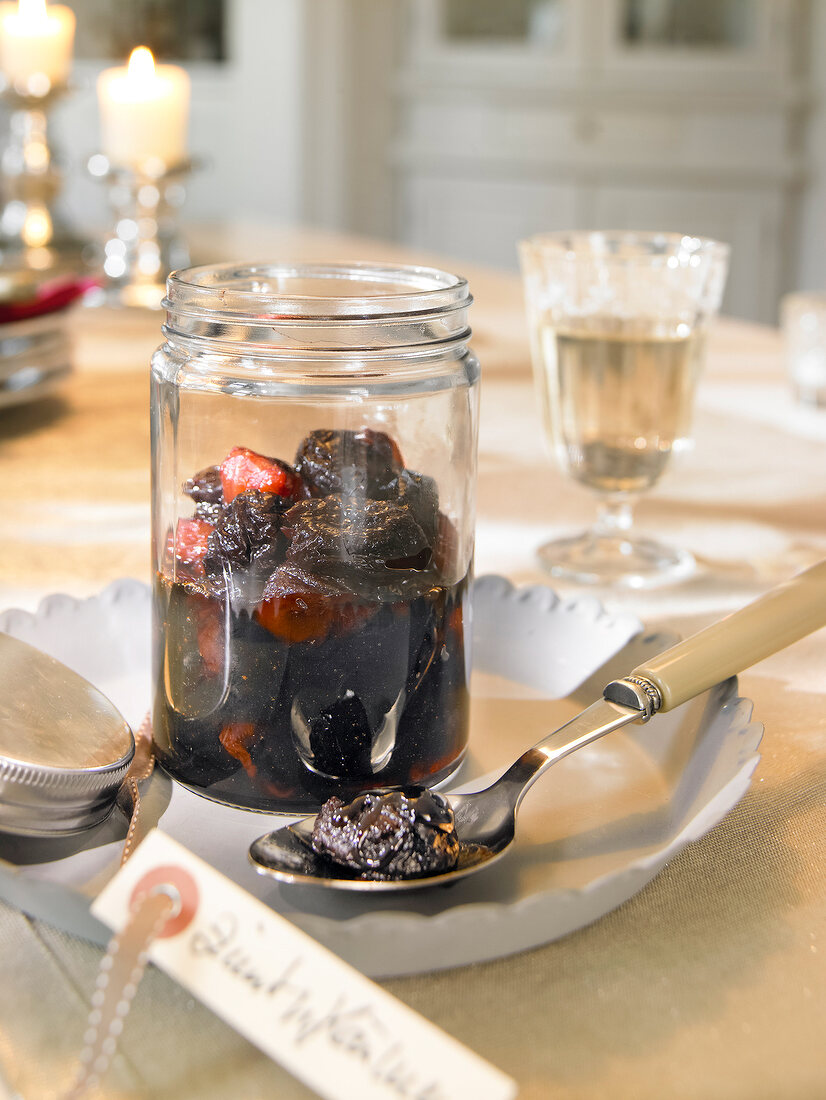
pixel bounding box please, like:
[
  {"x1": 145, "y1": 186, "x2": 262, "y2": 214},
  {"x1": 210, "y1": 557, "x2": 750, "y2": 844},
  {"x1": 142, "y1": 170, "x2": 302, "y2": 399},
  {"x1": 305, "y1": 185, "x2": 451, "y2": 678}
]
[
  {"x1": 295, "y1": 428, "x2": 404, "y2": 499},
  {"x1": 310, "y1": 789, "x2": 460, "y2": 879}
]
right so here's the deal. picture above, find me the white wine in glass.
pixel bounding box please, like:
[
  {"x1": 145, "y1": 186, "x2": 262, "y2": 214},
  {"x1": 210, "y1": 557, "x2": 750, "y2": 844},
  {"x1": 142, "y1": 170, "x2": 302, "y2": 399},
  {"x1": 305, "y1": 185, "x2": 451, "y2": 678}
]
[{"x1": 520, "y1": 232, "x2": 729, "y2": 588}]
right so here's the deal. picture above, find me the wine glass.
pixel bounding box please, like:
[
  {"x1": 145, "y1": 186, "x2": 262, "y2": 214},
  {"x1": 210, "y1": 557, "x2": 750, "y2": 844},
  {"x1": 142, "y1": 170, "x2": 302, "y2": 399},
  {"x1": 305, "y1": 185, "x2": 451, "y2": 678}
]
[{"x1": 519, "y1": 230, "x2": 729, "y2": 588}]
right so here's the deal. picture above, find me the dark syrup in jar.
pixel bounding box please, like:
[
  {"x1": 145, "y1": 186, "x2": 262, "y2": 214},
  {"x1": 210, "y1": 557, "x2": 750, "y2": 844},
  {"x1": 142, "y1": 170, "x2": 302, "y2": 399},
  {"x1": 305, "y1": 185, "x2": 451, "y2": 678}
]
[{"x1": 152, "y1": 430, "x2": 470, "y2": 812}]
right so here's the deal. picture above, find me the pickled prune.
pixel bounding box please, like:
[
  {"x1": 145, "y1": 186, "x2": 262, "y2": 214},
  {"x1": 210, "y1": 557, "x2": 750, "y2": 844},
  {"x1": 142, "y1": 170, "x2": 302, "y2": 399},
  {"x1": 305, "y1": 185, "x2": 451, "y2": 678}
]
[
  {"x1": 310, "y1": 790, "x2": 460, "y2": 879},
  {"x1": 183, "y1": 465, "x2": 223, "y2": 505},
  {"x1": 183, "y1": 466, "x2": 224, "y2": 522},
  {"x1": 280, "y1": 599, "x2": 411, "y2": 778},
  {"x1": 262, "y1": 561, "x2": 353, "y2": 603},
  {"x1": 392, "y1": 469, "x2": 440, "y2": 547},
  {"x1": 194, "y1": 501, "x2": 224, "y2": 525},
  {"x1": 183, "y1": 467, "x2": 225, "y2": 524},
  {"x1": 295, "y1": 428, "x2": 404, "y2": 499},
  {"x1": 204, "y1": 490, "x2": 289, "y2": 581},
  {"x1": 283, "y1": 494, "x2": 432, "y2": 594},
  {"x1": 307, "y1": 691, "x2": 374, "y2": 777}
]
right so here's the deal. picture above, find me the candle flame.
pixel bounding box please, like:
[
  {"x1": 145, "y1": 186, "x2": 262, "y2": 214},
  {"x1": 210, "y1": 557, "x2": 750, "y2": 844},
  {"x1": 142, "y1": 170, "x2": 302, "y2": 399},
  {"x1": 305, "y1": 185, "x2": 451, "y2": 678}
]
[
  {"x1": 22, "y1": 205, "x2": 53, "y2": 248},
  {"x1": 16, "y1": 0, "x2": 50, "y2": 28},
  {"x1": 127, "y1": 46, "x2": 156, "y2": 82}
]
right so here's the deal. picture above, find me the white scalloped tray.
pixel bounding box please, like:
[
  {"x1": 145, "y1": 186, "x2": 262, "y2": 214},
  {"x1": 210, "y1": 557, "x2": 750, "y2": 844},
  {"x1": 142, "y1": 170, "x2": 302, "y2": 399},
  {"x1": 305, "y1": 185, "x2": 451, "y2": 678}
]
[{"x1": 0, "y1": 577, "x2": 762, "y2": 978}]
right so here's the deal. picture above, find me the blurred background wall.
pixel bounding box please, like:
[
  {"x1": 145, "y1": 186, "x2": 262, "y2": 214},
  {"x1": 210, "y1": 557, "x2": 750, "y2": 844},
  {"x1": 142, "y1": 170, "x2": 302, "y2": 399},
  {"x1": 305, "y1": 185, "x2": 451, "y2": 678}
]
[{"x1": 41, "y1": 0, "x2": 825, "y2": 323}]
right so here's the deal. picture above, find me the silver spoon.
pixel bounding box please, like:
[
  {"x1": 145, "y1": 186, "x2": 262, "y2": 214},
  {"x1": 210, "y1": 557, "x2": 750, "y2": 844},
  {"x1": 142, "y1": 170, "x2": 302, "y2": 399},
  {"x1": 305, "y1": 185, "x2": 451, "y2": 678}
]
[{"x1": 250, "y1": 560, "x2": 826, "y2": 892}]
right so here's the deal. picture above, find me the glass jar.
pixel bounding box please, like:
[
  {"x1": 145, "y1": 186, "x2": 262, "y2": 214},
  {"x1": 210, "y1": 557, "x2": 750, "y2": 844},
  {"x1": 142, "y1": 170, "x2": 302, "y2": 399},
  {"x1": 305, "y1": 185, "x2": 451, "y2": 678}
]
[{"x1": 150, "y1": 261, "x2": 479, "y2": 812}]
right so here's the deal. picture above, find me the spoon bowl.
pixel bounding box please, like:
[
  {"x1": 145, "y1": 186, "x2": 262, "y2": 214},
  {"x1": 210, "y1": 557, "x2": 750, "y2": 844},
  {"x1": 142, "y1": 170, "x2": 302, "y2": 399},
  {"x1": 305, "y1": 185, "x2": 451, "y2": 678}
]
[{"x1": 249, "y1": 791, "x2": 508, "y2": 892}]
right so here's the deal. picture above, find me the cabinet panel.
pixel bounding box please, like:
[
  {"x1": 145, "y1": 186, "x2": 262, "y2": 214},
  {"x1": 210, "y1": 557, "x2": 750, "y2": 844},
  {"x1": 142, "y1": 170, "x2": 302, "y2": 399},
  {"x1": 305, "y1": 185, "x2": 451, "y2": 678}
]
[
  {"x1": 598, "y1": 0, "x2": 799, "y2": 86},
  {"x1": 400, "y1": 101, "x2": 575, "y2": 161},
  {"x1": 406, "y1": 0, "x2": 581, "y2": 79},
  {"x1": 592, "y1": 184, "x2": 783, "y2": 320},
  {"x1": 399, "y1": 99, "x2": 788, "y2": 176},
  {"x1": 583, "y1": 108, "x2": 787, "y2": 171},
  {"x1": 397, "y1": 175, "x2": 578, "y2": 269}
]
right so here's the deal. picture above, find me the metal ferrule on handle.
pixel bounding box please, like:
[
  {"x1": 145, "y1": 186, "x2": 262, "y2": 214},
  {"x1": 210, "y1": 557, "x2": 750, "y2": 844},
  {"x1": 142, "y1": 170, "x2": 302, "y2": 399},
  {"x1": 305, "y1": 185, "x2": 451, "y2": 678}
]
[
  {"x1": 603, "y1": 675, "x2": 662, "y2": 720},
  {"x1": 606, "y1": 560, "x2": 826, "y2": 714}
]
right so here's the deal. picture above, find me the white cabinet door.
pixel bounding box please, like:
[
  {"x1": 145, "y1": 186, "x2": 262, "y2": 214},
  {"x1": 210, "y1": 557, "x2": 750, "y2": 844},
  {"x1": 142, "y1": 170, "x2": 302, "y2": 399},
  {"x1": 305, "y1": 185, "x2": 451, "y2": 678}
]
[
  {"x1": 597, "y1": 0, "x2": 798, "y2": 89},
  {"x1": 397, "y1": 174, "x2": 579, "y2": 269},
  {"x1": 592, "y1": 183, "x2": 786, "y2": 321}
]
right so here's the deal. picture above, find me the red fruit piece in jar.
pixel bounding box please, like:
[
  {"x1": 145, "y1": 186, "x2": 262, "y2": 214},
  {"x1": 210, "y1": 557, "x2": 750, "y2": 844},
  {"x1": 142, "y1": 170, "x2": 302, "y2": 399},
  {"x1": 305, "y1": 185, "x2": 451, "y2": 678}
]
[
  {"x1": 256, "y1": 590, "x2": 332, "y2": 644},
  {"x1": 196, "y1": 604, "x2": 225, "y2": 678},
  {"x1": 219, "y1": 722, "x2": 258, "y2": 778},
  {"x1": 171, "y1": 517, "x2": 215, "y2": 566},
  {"x1": 256, "y1": 563, "x2": 372, "y2": 644},
  {"x1": 220, "y1": 446, "x2": 303, "y2": 504}
]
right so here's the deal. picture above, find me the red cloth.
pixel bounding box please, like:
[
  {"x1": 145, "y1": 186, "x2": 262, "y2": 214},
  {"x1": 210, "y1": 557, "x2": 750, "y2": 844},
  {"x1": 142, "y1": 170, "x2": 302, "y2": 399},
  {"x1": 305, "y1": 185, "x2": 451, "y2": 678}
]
[{"x1": 0, "y1": 278, "x2": 98, "y2": 324}]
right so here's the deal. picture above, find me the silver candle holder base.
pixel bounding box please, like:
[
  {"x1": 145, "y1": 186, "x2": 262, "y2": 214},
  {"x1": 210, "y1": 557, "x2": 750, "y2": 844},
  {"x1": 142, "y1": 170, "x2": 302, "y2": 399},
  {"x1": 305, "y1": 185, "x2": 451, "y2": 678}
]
[
  {"x1": 87, "y1": 154, "x2": 197, "y2": 310},
  {"x1": 0, "y1": 81, "x2": 92, "y2": 273}
]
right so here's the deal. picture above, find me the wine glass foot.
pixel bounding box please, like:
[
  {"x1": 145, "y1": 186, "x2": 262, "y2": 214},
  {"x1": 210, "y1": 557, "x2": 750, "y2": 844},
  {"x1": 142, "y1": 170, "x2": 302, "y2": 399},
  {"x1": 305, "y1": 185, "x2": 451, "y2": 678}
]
[{"x1": 537, "y1": 531, "x2": 695, "y2": 589}]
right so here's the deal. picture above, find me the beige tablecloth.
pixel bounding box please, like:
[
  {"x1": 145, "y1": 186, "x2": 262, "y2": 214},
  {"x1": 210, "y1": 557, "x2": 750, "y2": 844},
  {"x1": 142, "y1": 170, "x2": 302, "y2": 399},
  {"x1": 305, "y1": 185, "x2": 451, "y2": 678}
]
[{"x1": 1, "y1": 223, "x2": 825, "y2": 1099}]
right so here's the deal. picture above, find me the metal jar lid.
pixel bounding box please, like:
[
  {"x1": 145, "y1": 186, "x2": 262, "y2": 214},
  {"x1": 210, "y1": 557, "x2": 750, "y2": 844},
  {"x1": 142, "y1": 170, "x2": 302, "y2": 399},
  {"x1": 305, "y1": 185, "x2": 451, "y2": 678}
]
[{"x1": 0, "y1": 633, "x2": 135, "y2": 837}]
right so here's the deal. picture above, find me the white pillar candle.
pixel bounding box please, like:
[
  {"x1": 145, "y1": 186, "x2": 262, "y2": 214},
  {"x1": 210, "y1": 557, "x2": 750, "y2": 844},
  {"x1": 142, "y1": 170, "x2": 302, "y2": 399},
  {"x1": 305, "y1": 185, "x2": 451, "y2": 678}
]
[
  {"x1": 0, "y1": 0, "x2": 75, "y2": 94},
  {"x1": 97, "y1": 46, "x2": 190, "y2": 172}
]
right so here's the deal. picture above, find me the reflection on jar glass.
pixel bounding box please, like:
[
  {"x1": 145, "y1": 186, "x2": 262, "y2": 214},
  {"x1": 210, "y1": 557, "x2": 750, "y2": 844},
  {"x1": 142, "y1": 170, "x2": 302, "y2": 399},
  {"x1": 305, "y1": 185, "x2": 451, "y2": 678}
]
[{"x1": 150, "y1": 261, "x2": 479, "y2": 812}]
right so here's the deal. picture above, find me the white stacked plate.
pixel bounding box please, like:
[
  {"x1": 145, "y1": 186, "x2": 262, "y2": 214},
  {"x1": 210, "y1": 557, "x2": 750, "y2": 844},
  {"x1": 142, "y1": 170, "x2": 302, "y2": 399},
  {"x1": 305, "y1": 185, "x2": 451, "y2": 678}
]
[{"x1": 0, "y1": 311, "x2": 72, "y2": 409}]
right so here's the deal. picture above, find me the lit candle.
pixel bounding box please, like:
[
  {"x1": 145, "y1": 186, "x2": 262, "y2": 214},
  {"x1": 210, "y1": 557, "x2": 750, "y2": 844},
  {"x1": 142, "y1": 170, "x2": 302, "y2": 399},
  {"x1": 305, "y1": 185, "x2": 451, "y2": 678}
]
[
  {"x1": 97, "y1": 46, "x2": 190, "y2": 172},
  {"x1": 0, "y1": 0, "x2": 75, "y2": 94}
]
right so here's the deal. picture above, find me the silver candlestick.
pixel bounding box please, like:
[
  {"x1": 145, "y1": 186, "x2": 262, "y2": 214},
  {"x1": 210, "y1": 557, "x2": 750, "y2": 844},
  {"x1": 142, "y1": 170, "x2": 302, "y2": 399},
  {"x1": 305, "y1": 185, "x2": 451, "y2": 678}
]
[
  {"x1": 87, "y1": 154, "x2": 196, "y2": 309},
  {"x1": 0, "y1": 81, "x2": 90, "y2": 271}
]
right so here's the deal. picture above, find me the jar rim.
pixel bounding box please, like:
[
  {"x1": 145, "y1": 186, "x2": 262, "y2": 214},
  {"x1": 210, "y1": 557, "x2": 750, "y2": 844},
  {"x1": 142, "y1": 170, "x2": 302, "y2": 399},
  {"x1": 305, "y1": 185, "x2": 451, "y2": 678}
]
[{"x1": 164, "y1": 260, "x2": 471, "y2": 323}]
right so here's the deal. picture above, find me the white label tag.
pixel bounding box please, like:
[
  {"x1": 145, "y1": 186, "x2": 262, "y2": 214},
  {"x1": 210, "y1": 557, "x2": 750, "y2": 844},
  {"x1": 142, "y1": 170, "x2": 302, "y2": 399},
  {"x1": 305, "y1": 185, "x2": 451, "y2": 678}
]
[{"x1": 92, "y1": 829, "x2": 517, "y2": 1100}]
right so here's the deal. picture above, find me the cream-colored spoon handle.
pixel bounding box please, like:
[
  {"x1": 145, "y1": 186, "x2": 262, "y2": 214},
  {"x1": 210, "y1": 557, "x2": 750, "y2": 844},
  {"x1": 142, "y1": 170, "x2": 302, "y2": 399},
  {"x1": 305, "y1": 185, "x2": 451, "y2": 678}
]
[{"x1": 631, "y1": 560, "x2": 826, "y2": 712}]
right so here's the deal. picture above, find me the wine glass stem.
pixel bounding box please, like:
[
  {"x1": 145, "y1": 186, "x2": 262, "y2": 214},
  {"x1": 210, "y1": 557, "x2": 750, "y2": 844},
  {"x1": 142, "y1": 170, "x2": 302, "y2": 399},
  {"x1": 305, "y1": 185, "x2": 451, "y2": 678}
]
[{"x1": 594, "y1": 497, "x2": 635, "y2": 539}]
